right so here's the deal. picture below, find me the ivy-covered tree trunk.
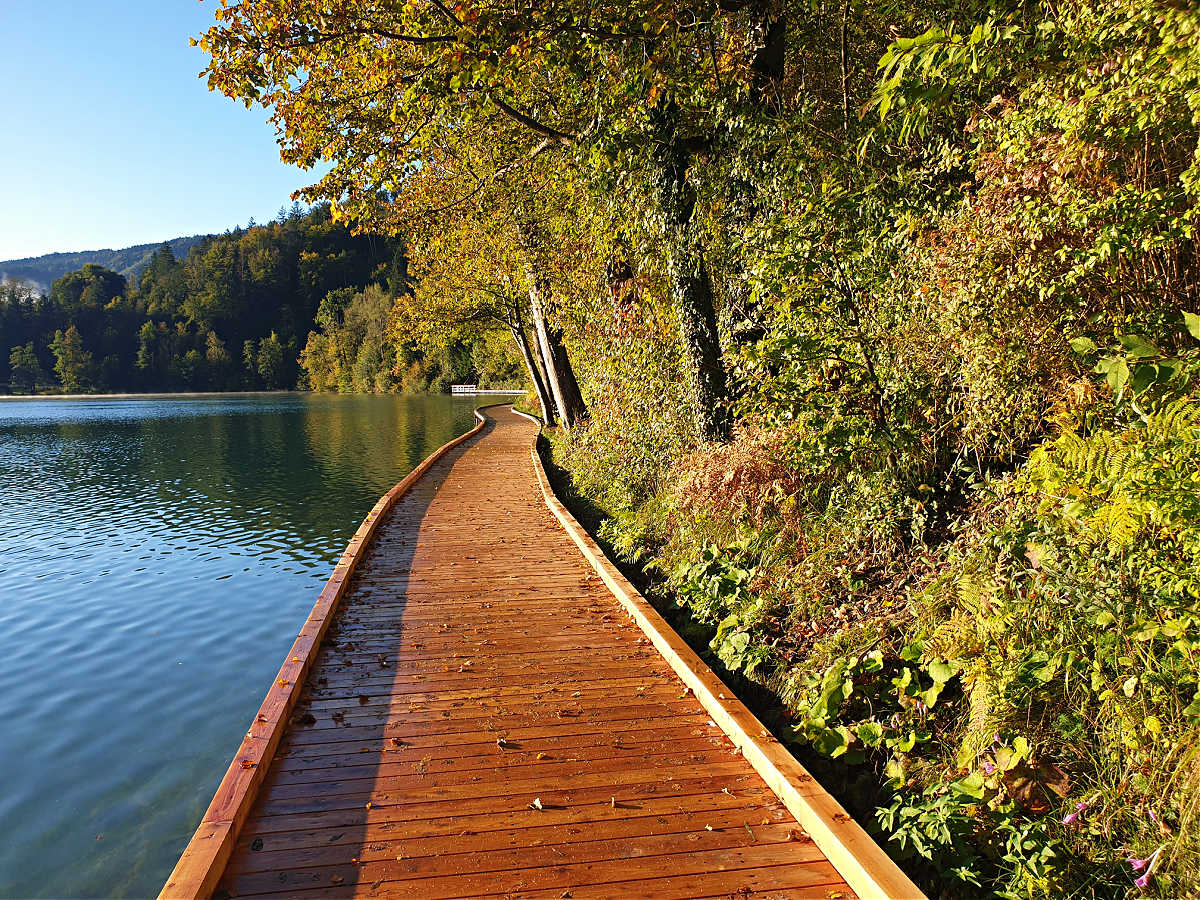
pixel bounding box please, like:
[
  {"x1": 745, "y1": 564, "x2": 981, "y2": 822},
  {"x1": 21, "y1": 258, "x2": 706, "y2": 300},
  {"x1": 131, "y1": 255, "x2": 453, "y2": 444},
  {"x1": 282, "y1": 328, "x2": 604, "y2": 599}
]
[
  {"x1": 653, "y1": 109, "x2": 731, "y2": 443},
  {"x1": 526, "y1": 271, "x2": 588, "y2": 428},
  {"x1": 510, "y1": 316, "x2": 556, "y2": 426}
]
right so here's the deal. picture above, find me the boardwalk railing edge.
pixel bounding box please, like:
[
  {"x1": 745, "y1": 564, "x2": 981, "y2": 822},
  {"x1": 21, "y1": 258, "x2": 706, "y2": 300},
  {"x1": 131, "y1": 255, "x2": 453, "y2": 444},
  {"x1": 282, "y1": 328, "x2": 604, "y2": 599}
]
[
  {"x1": 158, "y1": 405, "x2": 496, "y2": 900},
  {"x1": 514, "y1": 407, "x2": 928, "y2": 900}
]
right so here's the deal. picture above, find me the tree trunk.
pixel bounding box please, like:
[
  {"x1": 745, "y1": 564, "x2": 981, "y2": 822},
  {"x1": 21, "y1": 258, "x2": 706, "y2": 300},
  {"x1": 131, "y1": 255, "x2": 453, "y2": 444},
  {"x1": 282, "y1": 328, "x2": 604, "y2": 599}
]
[
  {"x1": 652, "y1": 107, "x2": 731, "y2": 443},
  {"x1": 526, "y1": 271, "x2": 588, "y2": 428},
  {"x1": 510, "y1": 318, "x2": 556, "y2": 427}
]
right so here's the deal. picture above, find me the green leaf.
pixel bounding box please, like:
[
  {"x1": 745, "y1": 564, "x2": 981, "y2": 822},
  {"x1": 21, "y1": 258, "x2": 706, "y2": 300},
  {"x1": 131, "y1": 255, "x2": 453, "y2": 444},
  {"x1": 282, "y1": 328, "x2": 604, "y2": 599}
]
[
  {"x1": 1184, "y1": 311, "x2": 1200, "y2": 340},
  {"x1": 1183, "y1": 691, "x2": 1200, "y2": 718},
  {"x1": 950, "y1": 771, "x2": 986, "y2": 800},
  {"x1": 856, "y1": 721, "x2": 885, "y2": 747},
  {"x1": 927, "y1": 660, "x2": 956, "y2": 684},
  {"x1": 1130, "y1": 363, "x2": 1158, "y2": 394},
  {"x1": 1069, "y1": 336, "x2": 1097, "y2": 355},
  {"x1": 1095, "y1": 356, "x2": 1129, "y2": 395},
  {"x1": 813, "y1": 725, "x2": 851, "y2": 757},
  {"x1": 1118, "y1": 334, "x2": 1159, "y2": 359}
]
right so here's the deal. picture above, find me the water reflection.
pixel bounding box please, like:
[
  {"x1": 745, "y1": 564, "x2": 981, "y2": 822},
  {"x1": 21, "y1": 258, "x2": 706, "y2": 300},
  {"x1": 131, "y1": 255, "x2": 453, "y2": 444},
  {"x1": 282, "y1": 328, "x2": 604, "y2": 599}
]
[{"x1": 0, "y1": 393, "x2": 480, "y2": 898}]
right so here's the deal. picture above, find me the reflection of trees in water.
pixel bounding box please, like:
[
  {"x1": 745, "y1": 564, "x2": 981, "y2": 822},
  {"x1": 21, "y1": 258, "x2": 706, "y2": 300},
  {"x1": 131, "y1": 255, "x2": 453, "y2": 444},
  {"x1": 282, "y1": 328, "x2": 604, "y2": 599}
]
[{"x1": 32, "y1": 396, "x2": 477, "y2": 565}]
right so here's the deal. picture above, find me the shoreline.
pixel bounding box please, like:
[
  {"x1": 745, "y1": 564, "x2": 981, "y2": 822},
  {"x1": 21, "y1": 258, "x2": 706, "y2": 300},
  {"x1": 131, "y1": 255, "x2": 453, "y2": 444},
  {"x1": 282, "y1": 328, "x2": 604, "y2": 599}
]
[{"x1": 0, "y1": 389, "x2": 524, "y2": 402}]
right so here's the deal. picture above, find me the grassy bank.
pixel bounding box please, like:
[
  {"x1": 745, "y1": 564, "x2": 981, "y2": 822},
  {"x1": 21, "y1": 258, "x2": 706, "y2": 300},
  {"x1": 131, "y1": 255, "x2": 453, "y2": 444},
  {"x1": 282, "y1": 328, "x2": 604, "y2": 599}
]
[{"x1": 546, "y1": 361, "x2": 1200, "y2": 898}]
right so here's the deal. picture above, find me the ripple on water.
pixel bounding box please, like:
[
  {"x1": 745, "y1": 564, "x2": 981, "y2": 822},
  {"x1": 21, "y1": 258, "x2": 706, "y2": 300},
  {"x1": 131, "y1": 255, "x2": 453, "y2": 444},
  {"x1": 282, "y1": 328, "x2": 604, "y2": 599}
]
[{"x1": 0, "y1": 393, "x2": 480, "y2": 898}]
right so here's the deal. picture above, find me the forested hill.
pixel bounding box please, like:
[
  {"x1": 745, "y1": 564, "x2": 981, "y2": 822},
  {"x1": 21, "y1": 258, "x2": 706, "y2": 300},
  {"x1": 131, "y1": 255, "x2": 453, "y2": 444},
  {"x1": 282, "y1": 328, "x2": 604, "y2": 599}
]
[
  {"x1": 0, "y1": 204, "x2": 411, "y2": 393},
  {"x1": 0, "y1": 235, "x2": 211, "y2": 292}
]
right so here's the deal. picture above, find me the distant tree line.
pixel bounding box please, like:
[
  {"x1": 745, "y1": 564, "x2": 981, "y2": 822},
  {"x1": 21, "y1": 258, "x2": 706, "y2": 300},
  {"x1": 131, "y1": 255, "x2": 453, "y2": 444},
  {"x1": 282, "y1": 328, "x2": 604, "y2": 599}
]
[{"x1": 0, "y1": 204, "x2": 519, "y2": 394}]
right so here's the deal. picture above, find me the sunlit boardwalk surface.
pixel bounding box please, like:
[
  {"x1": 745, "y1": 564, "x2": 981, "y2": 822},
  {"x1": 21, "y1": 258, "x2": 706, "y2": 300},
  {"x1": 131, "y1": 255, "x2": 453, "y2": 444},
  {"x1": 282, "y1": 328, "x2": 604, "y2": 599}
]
[{"x1": 167, "y1": 406, "x2": 874, "y2": 900}]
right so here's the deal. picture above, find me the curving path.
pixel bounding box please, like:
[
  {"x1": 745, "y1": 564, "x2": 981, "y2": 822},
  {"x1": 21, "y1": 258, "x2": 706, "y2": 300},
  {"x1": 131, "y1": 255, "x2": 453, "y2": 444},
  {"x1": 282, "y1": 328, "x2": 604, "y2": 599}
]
[{"x1": 163, "y1": 406, "x2": 918, "y2": 899}]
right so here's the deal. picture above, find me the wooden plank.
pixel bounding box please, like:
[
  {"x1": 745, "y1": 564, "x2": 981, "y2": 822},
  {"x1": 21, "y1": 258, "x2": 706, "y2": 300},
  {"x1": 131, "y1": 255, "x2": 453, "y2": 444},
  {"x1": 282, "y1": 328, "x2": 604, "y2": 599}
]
[{"x1": 158, "y1": 408, "x2": 493, "y2": 900}]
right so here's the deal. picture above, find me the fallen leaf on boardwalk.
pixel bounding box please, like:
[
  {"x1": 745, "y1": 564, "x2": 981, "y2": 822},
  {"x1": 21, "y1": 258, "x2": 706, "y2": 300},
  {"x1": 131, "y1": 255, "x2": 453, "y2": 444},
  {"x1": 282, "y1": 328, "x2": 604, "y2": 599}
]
[
  {"x1": 331, "y1": 875, "x2": 343, "y2": 884},
  {"x1": 256, "y1": 714, "x2": 267, "y2": 723},
  {"x1": 291, "y1": 657, "x2": 300, "y2": 663},
  {"x1": 358, "y1": 695, "x2": 370, "y2": 705},
  {"x1": 239, "y1": 759, "x2": 256, "y2": 770},
  {"x1": 828, "y1": 893, "x2": 844, "y2": 899},
  {"x1": 328, "y1": 833, "x2": 344, "y2": 842},
  {"x1": 610, "y1": 796, "x2": 616, "y2": 808},
  {"x1": 744, "y1": 823, "x2": 755, "y2": 839},
  {"x1": 529, "y1": 797, "x2": 543, "y2": 810},
  {"x1": 496, "y1": 737, "x2": 512, "y2": 749},
  {"x1": 359, "y1": 747, "x2": 371, "y2": 753},
  {"x1": 705, "y1": 824, "x2": 714, "y2": 831},
  {"x1": 250, "y1": 838, "x2": 263, "y2": 851},
  {"x1": 571, "y1": 691, "x2": 582, "y2": 697},
  {"x1": 277, "y1": 680, "x2": 291, "y2": 688},
  {"x1": 296, "y1": 713, "x2": 317, "y2": 726},
  {"x1": 536, "y1": 752, "x2": 549, "y2": 760},
  {"x1": 365, "y1": 802, "x2": 372, "y2": 810},
  {"x1": 390, "y1": 738, "x2": 407, "y2": 748}
]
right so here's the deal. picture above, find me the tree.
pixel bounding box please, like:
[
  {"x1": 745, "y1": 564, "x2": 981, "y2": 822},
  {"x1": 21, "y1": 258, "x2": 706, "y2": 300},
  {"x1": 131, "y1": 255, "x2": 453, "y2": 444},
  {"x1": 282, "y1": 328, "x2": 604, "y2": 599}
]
[
  {"x1": 49, "y1": 326, "x2": 94, "y2": 393},
  {"x1": 195, "y1": 0, "x2": 793, "y2": 440},
  {"x1": 204, "y1": 330, "x2": 235, "y2": 390},
  {"x1": 242, "y1": 339, "x2": 259, "y2": 388},
  {"x1": 257, "y1": 331, "x2": 286, "y2": 389},
  {"x1": 8, "y1": 343, "x2": 45, "y2": 391}
]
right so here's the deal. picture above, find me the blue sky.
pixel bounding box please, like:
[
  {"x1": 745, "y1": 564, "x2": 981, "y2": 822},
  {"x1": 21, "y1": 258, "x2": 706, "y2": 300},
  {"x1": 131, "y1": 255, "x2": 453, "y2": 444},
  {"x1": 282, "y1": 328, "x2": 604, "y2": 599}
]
[{"x1": 0, "y1": 2, "x2": 324, "y2": 260}]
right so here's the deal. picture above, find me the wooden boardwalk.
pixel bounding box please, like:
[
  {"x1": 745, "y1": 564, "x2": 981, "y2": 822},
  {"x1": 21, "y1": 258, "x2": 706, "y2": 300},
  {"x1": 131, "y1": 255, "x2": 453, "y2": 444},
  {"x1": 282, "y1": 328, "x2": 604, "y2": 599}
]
[{"x1": 163, "y1": 406, "x2": 921, "y2": 900}]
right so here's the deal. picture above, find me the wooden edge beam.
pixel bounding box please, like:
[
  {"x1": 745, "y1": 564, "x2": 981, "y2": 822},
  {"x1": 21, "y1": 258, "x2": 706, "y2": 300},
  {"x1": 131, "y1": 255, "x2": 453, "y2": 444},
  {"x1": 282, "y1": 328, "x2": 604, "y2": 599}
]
[
  {"x1": 158, "y1": 405, "x2": 502, "y2": 900},
  {"x1": 513, "y1": 407, "x2": 927, "y2": 900}
]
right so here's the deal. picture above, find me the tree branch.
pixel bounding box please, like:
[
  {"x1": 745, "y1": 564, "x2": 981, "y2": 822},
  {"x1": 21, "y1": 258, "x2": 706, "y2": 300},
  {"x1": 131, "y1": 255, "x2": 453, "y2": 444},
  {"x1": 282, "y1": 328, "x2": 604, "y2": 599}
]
[{"x1": 489, "y1": 96, "x2": 576, "y2": 143}]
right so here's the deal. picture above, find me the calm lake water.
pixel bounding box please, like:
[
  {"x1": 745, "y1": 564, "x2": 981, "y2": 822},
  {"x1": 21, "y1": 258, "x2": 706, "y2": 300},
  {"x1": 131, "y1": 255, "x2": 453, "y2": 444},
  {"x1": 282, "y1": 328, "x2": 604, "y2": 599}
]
[{"x1": 0, "y1": 393, "x2": 482, "y2": 899}]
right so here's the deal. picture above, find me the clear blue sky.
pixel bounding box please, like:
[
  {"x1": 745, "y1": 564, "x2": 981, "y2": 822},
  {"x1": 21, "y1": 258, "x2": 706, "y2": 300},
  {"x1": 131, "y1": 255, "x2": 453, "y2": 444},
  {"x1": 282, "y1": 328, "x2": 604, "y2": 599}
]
[{"x1": 0, "y1": 1, "x2": 325, "y2": 260}]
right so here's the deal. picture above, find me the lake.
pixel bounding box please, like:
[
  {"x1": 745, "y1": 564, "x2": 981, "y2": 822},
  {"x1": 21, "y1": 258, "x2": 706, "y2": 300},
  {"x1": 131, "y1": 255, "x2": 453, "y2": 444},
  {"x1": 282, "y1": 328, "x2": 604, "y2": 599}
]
[{"x1": 0, "y1": 393, "x2": 483, "y2": 898}]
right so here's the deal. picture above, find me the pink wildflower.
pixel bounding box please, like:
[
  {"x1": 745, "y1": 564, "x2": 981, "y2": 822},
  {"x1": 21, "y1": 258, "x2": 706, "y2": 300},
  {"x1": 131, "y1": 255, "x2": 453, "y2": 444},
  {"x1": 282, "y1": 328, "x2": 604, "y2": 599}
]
[
  {"x1": 1131, "y1": 846, "x2": 1164, "y2": 891},
  {"x1": 1062, "y1": 800, "x2": 1090, "y2": 827}
]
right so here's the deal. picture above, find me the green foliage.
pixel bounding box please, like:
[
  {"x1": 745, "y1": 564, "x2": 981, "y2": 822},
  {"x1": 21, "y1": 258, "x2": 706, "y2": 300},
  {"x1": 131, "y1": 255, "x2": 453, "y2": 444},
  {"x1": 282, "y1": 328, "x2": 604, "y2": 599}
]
[
  {"x1": 49, "y1": 326, "x2": 94, "y2": 393},
  {"x1": 876, "y1": 788, "x2": 982, "y2": 886},
  {"x1": 0, "y1": 206, "x2": 402, "y2": 394},
  {"x1": 7, "y1": 342, "x2": 45, "y2": 391}
]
